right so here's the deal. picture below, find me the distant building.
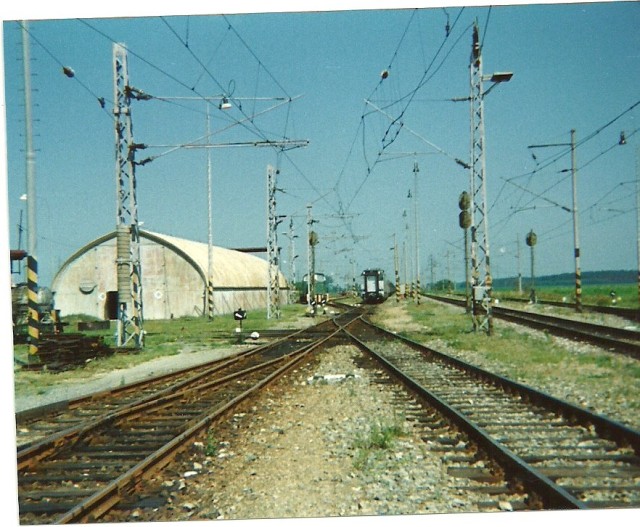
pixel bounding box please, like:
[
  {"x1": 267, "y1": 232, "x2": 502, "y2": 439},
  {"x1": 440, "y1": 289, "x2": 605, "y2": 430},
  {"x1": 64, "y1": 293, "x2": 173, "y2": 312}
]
[{"x1": 51, "y1": 230, "x2": 288, "y2": 320}]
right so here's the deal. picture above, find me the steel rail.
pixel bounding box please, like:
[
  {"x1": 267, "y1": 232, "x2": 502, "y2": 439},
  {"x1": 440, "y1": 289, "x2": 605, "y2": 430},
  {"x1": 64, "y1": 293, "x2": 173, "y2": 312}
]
[
  {"x1": 426, "y1": 294, "x2": 640, "y2": 359},
  {"x1": 17, "y1": 337, "x2": 316, "y2": 471},
  {"x1": 53, "y1": 328, "x2": 341, "y2": 524},
  {"x1": 493, "y1": 295, "x2": 640, "y2": 323},
  {"x1": 340, "y1": 324, "x2": 586, "y2": 510},
  {"x1": 350, "y1": 317, "x2": 640, "y2": 453},
  {"x1": 17, "y1": 323, "x2": 319, "y2": 425}
]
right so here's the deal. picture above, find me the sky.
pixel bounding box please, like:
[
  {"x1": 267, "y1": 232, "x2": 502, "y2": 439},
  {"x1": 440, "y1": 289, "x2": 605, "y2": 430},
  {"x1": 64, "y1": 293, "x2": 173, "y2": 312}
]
[{"x1": 1, "y1": 0, "x2": 640, "y2": 293}]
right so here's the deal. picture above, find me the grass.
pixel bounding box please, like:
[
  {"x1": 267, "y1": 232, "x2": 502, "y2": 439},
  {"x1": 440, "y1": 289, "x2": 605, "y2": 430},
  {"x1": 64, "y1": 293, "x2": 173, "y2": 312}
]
[
  {"x1": 13, "y1": 304, "x2": 312, "y2": 398},
  {"x1": 353, "y1": 422, "x2": 405, "y2": 470},
  {"x1": 492, "y1": 283, "x2": 639, "y2": 309},
  {"x1": 372, "y1": 299, "x2": 640, "y2": 424},
  {"x1": 205, "y1": 431, "x2": 218, "y2": 457}
]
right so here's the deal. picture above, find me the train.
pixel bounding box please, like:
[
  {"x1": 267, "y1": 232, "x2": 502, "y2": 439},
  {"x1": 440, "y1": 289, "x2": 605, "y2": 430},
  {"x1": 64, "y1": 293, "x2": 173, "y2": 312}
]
[{"x1": 361, "y1": 269, "x2": 392, "y2": 304}]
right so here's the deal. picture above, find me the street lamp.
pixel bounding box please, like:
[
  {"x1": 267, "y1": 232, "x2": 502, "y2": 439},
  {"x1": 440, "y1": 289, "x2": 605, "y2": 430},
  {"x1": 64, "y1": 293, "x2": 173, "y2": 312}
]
[{"x1": 469, "y1": 20, "x2": 513, "y2": 335}]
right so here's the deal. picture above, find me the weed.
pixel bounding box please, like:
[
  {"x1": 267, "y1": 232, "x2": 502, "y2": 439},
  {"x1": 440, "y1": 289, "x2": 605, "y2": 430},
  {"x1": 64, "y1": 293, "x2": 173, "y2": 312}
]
[
  {"x1": 205, "y1": 432, "x2": 218, "y2": 457},
  {"x1": 353, "y1": 422, "x2": 404, "y2": 470}
]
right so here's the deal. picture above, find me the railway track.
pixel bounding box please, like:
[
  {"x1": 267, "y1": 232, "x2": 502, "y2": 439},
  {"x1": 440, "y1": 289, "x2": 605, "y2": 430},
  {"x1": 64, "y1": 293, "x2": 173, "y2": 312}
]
[
  {"x1": 496, "y1": 295, "x2": 640, "y2": 323},
  {"x1": 15, "y1": 303, "x2": 640, "y2": 522},
  {"x1": 342, "y1": 317, "x2": 640, "y2": 510},
  {"x1": 16, "y1": 327, "x2": 319, "y2": 449},
  {"x1": 17, "y1": 311, "x2": 360, "y2": 524},
  {"x1": 426, "y1": 294, "x2": 640, "y2": 359}
]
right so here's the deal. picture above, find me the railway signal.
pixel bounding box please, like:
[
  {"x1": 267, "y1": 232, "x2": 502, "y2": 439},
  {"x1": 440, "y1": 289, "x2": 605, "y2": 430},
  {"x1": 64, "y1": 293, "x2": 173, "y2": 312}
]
[
  {"x1": 458, "y1": 191, "x2": 471, "y2": 313},
  {"x1": 526, "y1": 229, "x2": 537, "y2": 303}
]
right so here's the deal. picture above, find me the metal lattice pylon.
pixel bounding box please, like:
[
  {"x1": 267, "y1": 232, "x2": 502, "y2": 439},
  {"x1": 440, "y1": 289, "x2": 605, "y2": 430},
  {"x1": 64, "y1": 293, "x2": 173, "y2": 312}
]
[
  {"x1": 113, "y1": 43, "x2": 144, "y2": 347},
  {"x1": 469, "y1": 22, "x2": 493, "y2": 334},
  {"x1": 266, "y1": 164, "x2": 280, "y2": 319}
]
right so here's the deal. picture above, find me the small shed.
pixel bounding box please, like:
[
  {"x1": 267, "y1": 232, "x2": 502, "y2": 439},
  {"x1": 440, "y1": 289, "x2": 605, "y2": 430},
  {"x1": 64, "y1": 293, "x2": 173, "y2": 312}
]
[{"x1": 51, "y1": 230, "x2": 288, "y2": 320}]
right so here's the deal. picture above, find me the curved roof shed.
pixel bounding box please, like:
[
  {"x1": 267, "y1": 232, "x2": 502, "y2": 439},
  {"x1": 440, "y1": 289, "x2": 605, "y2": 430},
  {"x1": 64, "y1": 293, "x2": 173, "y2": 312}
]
[{"x1": 52, "y1": 230, "x2": 288, "y2": 320}]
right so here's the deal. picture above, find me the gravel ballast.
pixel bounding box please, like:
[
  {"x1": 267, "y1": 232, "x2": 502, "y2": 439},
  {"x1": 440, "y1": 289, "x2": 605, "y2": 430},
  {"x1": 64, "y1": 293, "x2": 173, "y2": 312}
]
[
  {"x1": 10, "y1": 301, "x2": 640, "y2": 526},
  {"x1": 111, "y1": 345, "x2": 493, "y2": 523}
]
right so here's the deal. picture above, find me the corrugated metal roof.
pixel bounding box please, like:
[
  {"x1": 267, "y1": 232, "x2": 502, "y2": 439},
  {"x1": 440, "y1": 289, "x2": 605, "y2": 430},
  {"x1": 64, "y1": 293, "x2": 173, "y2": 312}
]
[
  {"x1": 52, "y1": 230, "x2": 287, "y2": 290},
  {"x1": 144, "y1": 231, "x2": 286, "y2": 288}
]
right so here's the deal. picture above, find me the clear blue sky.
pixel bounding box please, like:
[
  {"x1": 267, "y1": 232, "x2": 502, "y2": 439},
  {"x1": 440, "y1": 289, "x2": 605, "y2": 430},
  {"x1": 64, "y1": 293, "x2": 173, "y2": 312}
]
[{"x1": 2, "y1": 1, "x2": 640, "y2": 289}]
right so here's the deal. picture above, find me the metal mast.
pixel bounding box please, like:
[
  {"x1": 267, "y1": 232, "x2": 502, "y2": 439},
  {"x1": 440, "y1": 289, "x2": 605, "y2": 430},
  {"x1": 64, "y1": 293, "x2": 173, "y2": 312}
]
[
  {"x1": 266, "y1": 164, "x2": 281, "y2": 319},
  {"x1": 22, "y1": 21, "x2": 39, "y2": 359},
  {"x1": 113, "y1": 43, "x2": 143, "y2": 348},
  {"x1": 469, "y1": 21, "x2": 493, "y2": 334},
  {"x1": 569, "y1": 129, "x2": 582, "y2": 312},
  {"x1": 413, "y1": 161, "x2": 421, "y2": 304},
  {"x1": 206, "y1": 104, "x2": 214, "y2": 320},
  {"x1": 393, "y1": 233, "x2": 400, "y2": 302}
]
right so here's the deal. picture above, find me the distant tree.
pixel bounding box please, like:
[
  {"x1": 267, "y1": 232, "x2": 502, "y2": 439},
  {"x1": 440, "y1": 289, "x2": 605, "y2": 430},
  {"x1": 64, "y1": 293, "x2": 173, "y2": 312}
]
[{"x1": 433, "y1": 279, "x2": 455, "y2": 292}]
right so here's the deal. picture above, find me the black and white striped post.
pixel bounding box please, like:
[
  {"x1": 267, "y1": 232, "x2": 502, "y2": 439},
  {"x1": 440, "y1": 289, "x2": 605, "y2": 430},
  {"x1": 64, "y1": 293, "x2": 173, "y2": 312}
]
[{"x1": 22, "y1": 21, "x2": 39, "y2": 359}]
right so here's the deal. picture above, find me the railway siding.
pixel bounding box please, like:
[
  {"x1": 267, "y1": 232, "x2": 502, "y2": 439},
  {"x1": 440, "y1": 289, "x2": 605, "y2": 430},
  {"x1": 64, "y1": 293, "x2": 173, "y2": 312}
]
[
  {"x1": 14, "y1": 299, "x2": 640, "y2": 521},
  {"x1": 107, "y1": 345, "x2": 499, "y2": 521}
]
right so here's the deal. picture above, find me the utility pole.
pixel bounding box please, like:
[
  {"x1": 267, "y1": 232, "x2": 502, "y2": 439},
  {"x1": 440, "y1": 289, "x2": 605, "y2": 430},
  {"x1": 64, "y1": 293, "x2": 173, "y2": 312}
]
[
  {"x1": 636, "y1": 144, "x2": 640, "y2": 305},
  {"x1": 516, "y1": 235, "x2": 523, "y2": 295},
  {"x1": 113, "y1": 43, "x2": 144, "y2": 348},
  {"x1": 266, "y1": 164, "x2": 283, "y2": 319},
  {"x1": 413, "y1": 161, "x2": 421, "y2": 304},
  {"x1": 206, "y1": 104, "x2": 214, "y2": 320},
  {"x1": 570, "y1": 129, "x2": 582, "y2": 312},
  {"x1": 22, "y1": 21, "x2": 39, "y2": 360},
  {"x1": 393, "y1": 233, "x2": 400, "y2": 302},
  {"x1": 403, "y1": 209, "x2": 412, "y2": 299},
  {"x1": 429, "y1": 255, "x2": 436, "y2": 292},
  {"x1": 469, "y1": 21, "x2": 491, "y2": 334},
  {"x1": 528, "y1": 129, "x2": 581, "y2": 312}
]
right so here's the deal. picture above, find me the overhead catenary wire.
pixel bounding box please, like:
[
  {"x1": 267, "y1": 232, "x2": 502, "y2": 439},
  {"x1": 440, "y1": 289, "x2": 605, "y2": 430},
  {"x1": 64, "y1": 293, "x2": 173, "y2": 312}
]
[
  {"x1": 492, "y1": 100, "x2": 640, "y2": 236},
  {"x1": 344, "y1": 9, "x2": 469, "y2": 211},
  {"x1": 17, "y1": 21, "x2": 113, "y2": 118},
  {"x1": 158, "y1": 16, "x2": 283, "y2": 145},
  {"x1": 78, "y1": 17, "x2": 280, "y2": 151}
]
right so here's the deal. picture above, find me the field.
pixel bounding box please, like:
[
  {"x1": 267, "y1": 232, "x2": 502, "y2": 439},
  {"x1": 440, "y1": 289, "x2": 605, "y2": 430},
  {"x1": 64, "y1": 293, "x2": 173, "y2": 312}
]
[{"x1": 493, "y1": 282, "x2": 639, "y2": 309}]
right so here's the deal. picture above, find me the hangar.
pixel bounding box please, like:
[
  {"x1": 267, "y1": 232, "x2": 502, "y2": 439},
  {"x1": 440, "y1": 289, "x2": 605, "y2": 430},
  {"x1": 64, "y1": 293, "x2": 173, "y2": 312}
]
[{"x1": 51, "y1": 230, "x2": 289, "y2": 320}]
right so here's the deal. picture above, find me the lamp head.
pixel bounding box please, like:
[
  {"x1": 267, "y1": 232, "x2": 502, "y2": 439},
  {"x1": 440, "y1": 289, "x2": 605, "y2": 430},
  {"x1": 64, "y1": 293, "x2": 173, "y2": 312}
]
[{"x1": 489, "y1": 72, "x2": 513, "y2": 83}]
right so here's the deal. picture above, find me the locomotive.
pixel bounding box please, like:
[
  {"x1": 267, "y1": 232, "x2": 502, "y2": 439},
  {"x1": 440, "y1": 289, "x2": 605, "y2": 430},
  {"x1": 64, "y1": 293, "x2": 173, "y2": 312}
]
[{"x1": 361, "y1": 268, "x2": 391, "y2": 304}]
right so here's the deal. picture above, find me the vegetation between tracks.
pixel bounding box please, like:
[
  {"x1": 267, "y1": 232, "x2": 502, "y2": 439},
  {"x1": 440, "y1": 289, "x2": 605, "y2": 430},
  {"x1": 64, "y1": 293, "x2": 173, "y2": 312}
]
[
  {"x1": 370, "y1": 299, "x2": 640, "y2": 428},
  {"x1": 352, "y1": 421, "x2": 406, "y2": 470}
]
